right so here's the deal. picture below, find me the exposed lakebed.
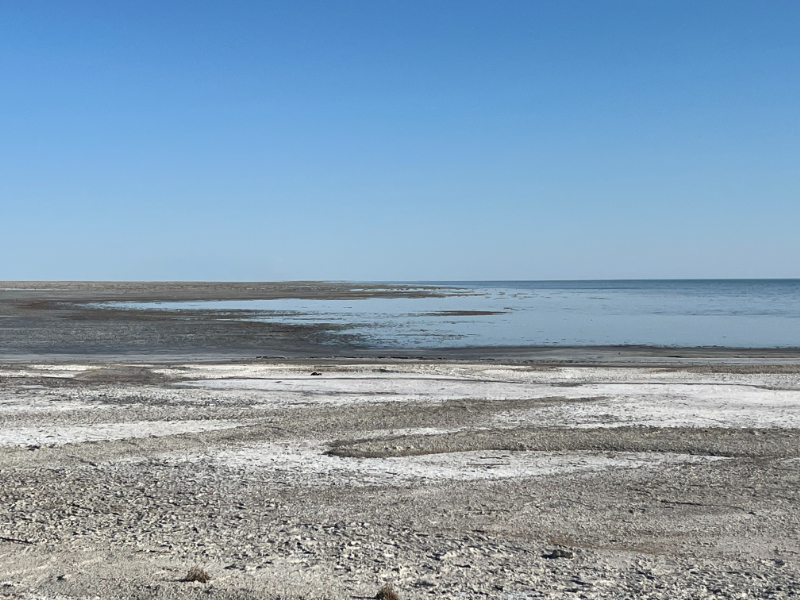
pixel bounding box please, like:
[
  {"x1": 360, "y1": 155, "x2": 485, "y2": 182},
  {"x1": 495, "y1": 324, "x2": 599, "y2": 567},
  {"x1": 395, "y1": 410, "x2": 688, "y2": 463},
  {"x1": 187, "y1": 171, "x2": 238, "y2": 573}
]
[{"x1": 1, "y1": 360, "x2": 799, "y2": 599}]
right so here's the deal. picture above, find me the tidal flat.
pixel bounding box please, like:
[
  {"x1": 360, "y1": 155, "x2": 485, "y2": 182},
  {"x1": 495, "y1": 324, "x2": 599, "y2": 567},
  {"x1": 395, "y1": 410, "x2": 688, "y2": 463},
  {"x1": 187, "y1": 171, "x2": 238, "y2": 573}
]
[{"x1": 0, "y1": 283, "x2": 799, "y2": 599}]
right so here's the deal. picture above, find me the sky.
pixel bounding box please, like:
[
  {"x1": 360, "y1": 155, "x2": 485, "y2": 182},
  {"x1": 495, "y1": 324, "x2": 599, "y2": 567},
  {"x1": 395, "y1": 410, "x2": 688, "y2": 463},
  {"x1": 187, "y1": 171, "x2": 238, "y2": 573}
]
[{"x1": 1, "y1": 1, "x2": 798, "y2": 281}]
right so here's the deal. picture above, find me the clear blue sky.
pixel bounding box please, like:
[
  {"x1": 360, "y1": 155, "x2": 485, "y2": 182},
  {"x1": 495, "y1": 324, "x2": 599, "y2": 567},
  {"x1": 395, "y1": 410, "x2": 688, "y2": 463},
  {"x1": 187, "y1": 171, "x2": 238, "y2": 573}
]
[{"x1": 2, "y1": 1, "x2": 798, "y2": 281}]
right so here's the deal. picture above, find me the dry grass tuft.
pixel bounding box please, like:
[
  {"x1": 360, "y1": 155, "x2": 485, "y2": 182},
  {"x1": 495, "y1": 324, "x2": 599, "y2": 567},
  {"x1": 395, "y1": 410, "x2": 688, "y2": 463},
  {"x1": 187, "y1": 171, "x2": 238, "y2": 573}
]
[
  {"x1": 182, "y1": 566, "x2": 211, "y2": 583},
  {"x1": 376, "y1": 583, "x2": 400, "y2": 600}
]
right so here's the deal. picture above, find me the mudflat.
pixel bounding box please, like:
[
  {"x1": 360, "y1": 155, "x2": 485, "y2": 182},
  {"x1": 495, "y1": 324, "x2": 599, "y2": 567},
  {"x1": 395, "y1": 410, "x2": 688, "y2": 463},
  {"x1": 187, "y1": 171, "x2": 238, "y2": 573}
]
[
  {"x1": 0, "y1": 281, "x2": 458, "y2": 360},
  {"x1": 1, "y1": 283, "x2": 798, "y2": 599}
]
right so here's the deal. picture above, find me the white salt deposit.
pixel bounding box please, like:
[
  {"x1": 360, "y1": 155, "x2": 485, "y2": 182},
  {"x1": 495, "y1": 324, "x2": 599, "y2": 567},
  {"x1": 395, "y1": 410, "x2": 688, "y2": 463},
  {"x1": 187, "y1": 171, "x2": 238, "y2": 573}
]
[
  {"x1": 0, "y1": 420, "x2": 240, "y2": 447},
  {"x1": 0, "y1": 394, "x2": 93, "y2": 414},
  {"x1": 207, "y1": 440, "x2": 726, "y2": 486},
  {"x1": 5, "y1": 364, "x2": 798, "y2": 468},
  {"x1": 0, "y1": 365, "x2": 92, "y2": 378},
  {"x1": 182, "y1": 368, "x2": 800, "y2": 428},
  {"x1": 507, "y1": 383, "x2": 800, "y2": 429}
]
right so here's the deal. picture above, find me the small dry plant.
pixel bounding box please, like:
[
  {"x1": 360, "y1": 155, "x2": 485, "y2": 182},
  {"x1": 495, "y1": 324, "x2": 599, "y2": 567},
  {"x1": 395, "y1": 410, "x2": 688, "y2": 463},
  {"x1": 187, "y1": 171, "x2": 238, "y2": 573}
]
[
  {"x1": 376, "y1": 583, "x2": 400, "y2": 600},
  {"x1": 182, "y1": 566, "x2": 211, "y2": 583}
]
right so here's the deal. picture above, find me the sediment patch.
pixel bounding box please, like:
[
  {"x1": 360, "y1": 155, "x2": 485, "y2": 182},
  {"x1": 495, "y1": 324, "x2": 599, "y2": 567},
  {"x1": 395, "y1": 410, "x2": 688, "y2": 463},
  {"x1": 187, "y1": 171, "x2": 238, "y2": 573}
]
[{"x1": 327, "y1": 426, "x2": 800, "y2": 459}]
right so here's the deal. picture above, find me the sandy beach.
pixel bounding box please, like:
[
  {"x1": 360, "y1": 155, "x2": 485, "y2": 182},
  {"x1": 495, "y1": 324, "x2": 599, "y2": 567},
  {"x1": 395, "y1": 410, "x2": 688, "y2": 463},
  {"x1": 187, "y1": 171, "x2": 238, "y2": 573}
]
[{"x1": 1, "y1": 283, "x2": 798, "y2": 598}]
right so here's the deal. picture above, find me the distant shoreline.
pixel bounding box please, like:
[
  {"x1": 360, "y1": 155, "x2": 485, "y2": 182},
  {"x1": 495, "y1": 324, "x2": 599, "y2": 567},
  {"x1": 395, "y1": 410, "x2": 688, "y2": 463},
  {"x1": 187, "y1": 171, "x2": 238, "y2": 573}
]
[{"x1": 2, "y1": 281, "x2": 799, "y2": 363}]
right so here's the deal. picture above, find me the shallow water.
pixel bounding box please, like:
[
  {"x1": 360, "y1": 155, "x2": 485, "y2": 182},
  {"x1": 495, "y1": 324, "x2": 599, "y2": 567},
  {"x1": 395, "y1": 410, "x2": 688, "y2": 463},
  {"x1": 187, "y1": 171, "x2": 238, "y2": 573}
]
[{"x1": 98, "y1": 280, "x2": 800, "y2": 348}]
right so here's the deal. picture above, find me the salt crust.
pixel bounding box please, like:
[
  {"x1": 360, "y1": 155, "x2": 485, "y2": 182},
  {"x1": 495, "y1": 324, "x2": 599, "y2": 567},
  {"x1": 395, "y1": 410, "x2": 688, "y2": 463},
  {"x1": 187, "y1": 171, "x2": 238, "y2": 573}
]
[
  {"x1": 182, "y1": 367, "x2": 800, "y2": 429},
  {"x1": 200, "y1": 440, "x2": 727, "y2": 486},
  {"x1": 0, "y1": 420, "x2": 240, "y2": 447},
  {"x1": 2, "y1": 365, "x2": 798, "y2": 450}
]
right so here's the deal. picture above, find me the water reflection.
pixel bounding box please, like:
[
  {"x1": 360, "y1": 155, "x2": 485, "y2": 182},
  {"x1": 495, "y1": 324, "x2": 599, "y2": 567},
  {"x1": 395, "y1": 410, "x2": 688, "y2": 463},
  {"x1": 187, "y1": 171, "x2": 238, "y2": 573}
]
[{"x1": 95, "y1": 280, "x2": 800, "y2": 348}]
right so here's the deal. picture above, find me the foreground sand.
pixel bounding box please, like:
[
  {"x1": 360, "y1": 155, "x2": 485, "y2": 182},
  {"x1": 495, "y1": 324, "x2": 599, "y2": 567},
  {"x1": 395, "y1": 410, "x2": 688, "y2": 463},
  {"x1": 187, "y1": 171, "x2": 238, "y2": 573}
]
[{"x1": 1, "y1": 359, "x2": 799, "y2": 599}]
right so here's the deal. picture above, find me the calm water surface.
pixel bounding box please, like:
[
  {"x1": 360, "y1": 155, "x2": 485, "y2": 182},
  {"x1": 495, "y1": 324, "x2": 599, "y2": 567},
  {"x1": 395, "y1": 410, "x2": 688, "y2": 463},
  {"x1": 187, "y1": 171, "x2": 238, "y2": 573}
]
[{"x1": 104, "y1": 280, "x2": 800, "y2": 348}]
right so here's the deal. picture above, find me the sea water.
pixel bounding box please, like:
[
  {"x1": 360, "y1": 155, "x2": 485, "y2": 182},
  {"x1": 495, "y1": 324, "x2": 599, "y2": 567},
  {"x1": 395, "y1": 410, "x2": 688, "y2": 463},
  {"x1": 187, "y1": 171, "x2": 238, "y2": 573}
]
[{"x1": 101, "y1": 280, "x2": 800, "y2": 348}]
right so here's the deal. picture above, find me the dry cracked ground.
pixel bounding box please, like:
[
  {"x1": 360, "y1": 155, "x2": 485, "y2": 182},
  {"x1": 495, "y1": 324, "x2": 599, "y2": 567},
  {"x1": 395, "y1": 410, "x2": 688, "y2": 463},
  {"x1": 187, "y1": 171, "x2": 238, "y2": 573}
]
[{"x1": 1, "y1": 361, "x2": 799, "y2": 599}]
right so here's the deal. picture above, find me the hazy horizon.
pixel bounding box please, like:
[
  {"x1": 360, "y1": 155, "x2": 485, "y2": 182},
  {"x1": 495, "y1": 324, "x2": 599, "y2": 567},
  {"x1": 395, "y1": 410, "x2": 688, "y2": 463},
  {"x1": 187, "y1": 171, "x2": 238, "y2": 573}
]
[{"x1": 3, "y1": 277, "x2": 800, "y2": 284}]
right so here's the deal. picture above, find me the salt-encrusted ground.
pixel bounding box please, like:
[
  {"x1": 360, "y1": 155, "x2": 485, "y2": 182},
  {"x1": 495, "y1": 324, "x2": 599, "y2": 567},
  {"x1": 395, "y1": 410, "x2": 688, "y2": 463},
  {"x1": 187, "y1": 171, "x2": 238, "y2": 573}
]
[{"x1": 1, "y1": 361, "x2": 799, "y2": 599}]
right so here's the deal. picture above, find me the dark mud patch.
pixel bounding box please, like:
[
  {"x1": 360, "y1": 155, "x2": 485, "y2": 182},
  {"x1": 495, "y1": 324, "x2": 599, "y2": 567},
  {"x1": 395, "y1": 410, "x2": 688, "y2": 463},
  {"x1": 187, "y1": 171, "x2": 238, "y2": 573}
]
[
  {"x1": 327, "y1": 427, "x2": 800, "y2": 460},
  {"x1": 289, "y1": 396, "x2": 604, "y2": 435},
  {"x1": 74, "y1": 366, "x2": 170, "y2": 384}
]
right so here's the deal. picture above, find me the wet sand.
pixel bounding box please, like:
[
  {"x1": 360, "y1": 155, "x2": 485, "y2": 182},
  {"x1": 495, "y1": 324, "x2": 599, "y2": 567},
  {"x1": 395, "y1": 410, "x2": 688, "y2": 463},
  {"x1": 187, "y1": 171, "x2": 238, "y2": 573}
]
[
  {"x1": 1, "y1": 283, "x2": 798, "y2": 598},
  {"x1": 0, "y1": 281, "x2": 459, "y2": 361}
]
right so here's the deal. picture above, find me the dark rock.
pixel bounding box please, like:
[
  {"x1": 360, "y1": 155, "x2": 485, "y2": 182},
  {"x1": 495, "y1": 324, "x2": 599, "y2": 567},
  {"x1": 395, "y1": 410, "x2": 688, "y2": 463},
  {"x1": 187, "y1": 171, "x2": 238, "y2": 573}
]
[{"x1": 543, "y1": 548, "x2": 574, "y2": 559}]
